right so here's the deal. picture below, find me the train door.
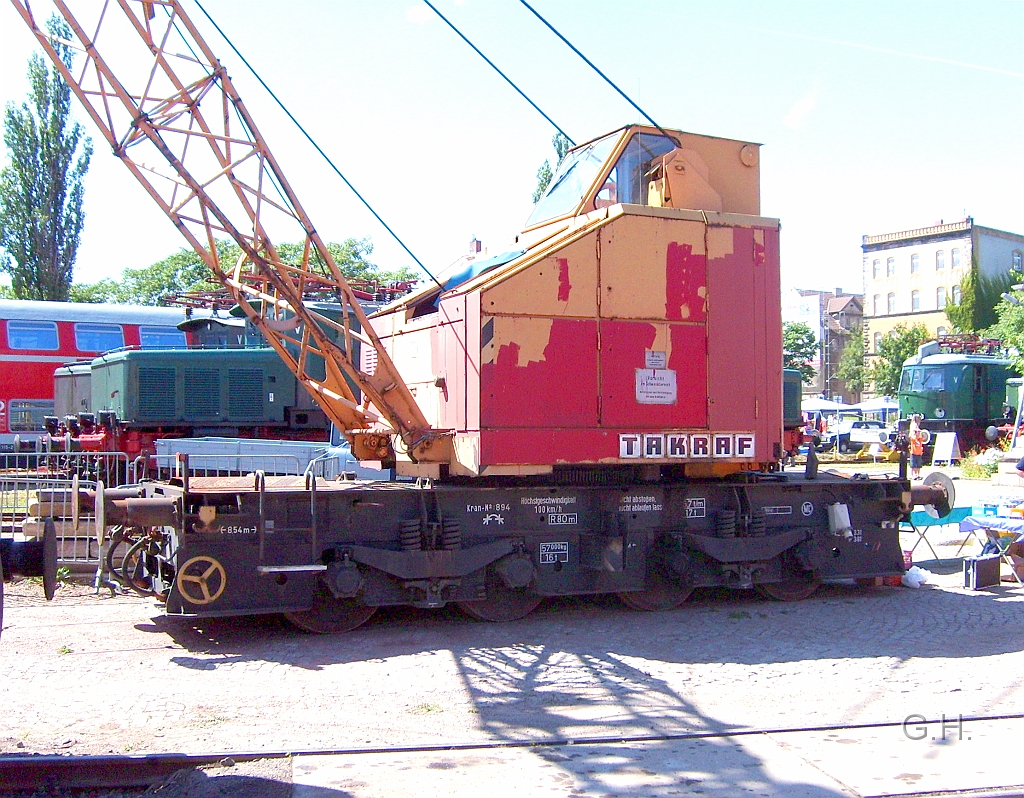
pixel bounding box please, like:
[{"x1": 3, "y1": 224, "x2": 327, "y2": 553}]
[{"x1": 971, "y1": 365, "x2": 986, "y2": 422}]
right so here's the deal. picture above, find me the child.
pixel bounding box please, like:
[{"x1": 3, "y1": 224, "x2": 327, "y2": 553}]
[{"x1": 908, "y1": 414, "x2": 926, "y2": 480}]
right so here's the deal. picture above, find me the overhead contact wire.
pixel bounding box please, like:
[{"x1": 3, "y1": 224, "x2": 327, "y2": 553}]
[
  {"x1": 191, "y1": 0, "x2": 444, "y2": 290},
  {"x1": 422, "y1": 0, "x2": 574, "y2": 145},
  {"x1": 517, "y1": 0, "x2": 674, "y2": 141}
]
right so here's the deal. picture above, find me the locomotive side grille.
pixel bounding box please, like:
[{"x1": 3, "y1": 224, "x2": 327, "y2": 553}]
[
  {"x1": 228, "y1": 369, "x2": 264, "y2": 419},
  {"x1": 137, "y1": 367, "x2": 176, "y2": 419},
  {"x1": 184, "y1": 368, "x2": 221, "y2": 418}
]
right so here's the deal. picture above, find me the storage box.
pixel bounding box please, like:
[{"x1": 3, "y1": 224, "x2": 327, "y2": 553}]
[{"x1": 964, "y1": 555, "x2": 1001, "y2": 590}]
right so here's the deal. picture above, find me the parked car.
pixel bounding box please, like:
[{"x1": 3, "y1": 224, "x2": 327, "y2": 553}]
[{"x1": 820, "y1": 419, "x2": 889, "y2": 453}]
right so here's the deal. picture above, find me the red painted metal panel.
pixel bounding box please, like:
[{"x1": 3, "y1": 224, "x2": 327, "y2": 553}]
[
  {"x1": 707, "y1": 227, "x2": 754, "y2": 431},
  {"x1": 465, "y1": 294, "x2": 481, "y2": 431},
  {"x1": 480, "y1": 318, "x2": 598, "y2": 429},
  {"x1": 706, "y1": 226, "x2": 780, "y2": 460},
  {"x1": 599, "y1": 320, "x2": 707, "y2": 428},
  {"x1": 664, "y1": 241, "x2": 708, "y2": 323},
  {"x1": 757, "y1": 226, "x2": 783, "y2": 453}
]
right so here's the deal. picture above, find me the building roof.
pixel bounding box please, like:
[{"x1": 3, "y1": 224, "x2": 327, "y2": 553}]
[
  {"x1": 826, "y1": 295, "x2": 861, "y2": 314},
  {"x1": 862, "y1": 219, "x2": 972, "y2": 249}
]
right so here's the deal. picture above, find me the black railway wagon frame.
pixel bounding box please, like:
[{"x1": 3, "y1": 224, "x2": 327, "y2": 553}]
[{"x1": 134, "y1": 470, "x2": 911, "y2": 632}]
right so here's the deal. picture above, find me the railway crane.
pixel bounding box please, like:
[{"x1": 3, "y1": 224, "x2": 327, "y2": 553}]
[{"x1": 6, "y1": 0, "x2": 953, "y2": 632}]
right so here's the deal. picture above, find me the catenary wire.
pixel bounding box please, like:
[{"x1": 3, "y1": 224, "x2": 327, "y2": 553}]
[
  {"x1": 517, "y1": 0, "x2": 675, "y2": 142},
  {"x1": 422, "y1": 0, "x2": 574, "y2": 146},
  {"x1": 191, "y1": 0, "x2": 444, "y2": 290}
]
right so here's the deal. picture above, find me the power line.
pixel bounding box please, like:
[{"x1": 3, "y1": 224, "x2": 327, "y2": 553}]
[
  {"x1": 517, "y1": 0, "x2": 674, "y2": 141},
  {"x1": 422, "y1": 1, "x2": 574, "y2": 145}
]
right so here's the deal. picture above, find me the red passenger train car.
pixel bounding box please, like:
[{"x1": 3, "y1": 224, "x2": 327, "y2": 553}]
[{"x1": 0, "y1": 299, "x2": 193, "y2": 450}]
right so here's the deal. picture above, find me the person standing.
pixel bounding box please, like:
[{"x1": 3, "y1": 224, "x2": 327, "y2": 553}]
[{"x1": 909, "y1": 414, "x2": 926, "y2": 480}]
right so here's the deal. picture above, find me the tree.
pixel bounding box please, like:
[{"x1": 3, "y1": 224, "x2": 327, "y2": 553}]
[
  {"x1": 71, "y1": 237, "x2": 417, "y2": 305},
  {"x1": 865, "y1": 322, "x2": 930, "y2": 396},
  {"x1": 984, "y1": 278, "x2": 1024, "y2": 374},
  {"x1": 782, "y1": 321, "x2": 818, "y2": 385},
  {"x1": 531, "y1": 132, "x2": 572, "y2": 203},
  {"x1": 835, "y1": 324, "x2": 865, "y2": 394},
  {"x1": 0, "y1": 15, "x2": 92, "y2": 301},
  {"x1": 945, "y1": 254, "x2": 1018, "y2": 333}
]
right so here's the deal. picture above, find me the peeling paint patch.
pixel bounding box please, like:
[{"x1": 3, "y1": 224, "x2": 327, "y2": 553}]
[
  {"x1": 665, "y1": 242, "x2": 707, "y2": 322},
  {"x1": 557, "y1": 257, "x2": 572, "y2": 302}
]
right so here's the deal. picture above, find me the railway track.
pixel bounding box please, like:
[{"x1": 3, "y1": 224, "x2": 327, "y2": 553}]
[{"x1": 5, "y1": 713, "x2": 1024, "y2": 795}]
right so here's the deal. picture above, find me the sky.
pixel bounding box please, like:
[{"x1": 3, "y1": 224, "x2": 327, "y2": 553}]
[{"x1": 0, "y1": 0, "x2": 1021, "y2": 298}]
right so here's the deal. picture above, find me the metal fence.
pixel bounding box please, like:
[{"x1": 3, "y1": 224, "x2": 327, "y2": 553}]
[
  {"x1": 0, "y1": 450, "x2": 139, "y2": 487},
  {"x1": 0, "y1": 475, "x2": 100, "y2": 567},
  {"x1": 150, "y1": 453, "x2": 305, "y2": 478}
]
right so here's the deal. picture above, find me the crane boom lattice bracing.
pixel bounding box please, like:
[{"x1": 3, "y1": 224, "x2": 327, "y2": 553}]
[{"x1": 10, "y1": 0, "x2": 438, "y2": 463}]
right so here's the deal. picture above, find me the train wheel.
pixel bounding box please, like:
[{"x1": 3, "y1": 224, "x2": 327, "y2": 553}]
[
  {"x1": 457, "y1": 569, "x2": 541, "y2": 622},
  {"x1": 284, "y1": 582, "x2": 376, "y2": 634},
  {"x1": 618, "y1": 570, "x2": 693, "y2": 612},
  {"x1": 755, "y1": 574, "x2": 821, "y2": 602}
]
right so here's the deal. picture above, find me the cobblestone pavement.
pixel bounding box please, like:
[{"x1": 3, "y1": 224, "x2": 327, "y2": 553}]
[
  {"x1": 3, "y1": 558, "x2": 1022, "y2": 763},
  {"x1": 3, "y1": 470, "x2": 1023, "y2": 796}
]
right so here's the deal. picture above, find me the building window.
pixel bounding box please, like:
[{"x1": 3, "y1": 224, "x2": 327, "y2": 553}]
[
  {"x1": 886, "y1": 257, "x2": 895, "y2": 277},
  {"x1": 887, "y1": 293, "x2": 896, "y2": 314},
  {"x1": 873, "y1": 332, "x2": 883, "y2": 352},
  {"x1": 951, "y1": 248, "x2": 961, "y2": 269},
  {"x1": 911, "y1": 290, "x2": 920, "y2": 311},
  {"x1": 872, "y1": 259, "x2": 881, "y2": 279},
  {"x1": 911, "y1": 253, "x2": 920, "y2": 273},
  {"x1": 873, "y1": 294, "x2": 881, "y2": 315},
  {"x1": 952, "y1": 284, "x2": 961, "y2": 305},
  {"x1": 936, "y1": 326, "x2": 947, "y2": 337},
  {"x1": 937, "y1": 287, "x2": 947, "y2": 308},
  {"x1": 936, "y1": 250, "x2": 945, "y2": 270},
  {"x1": 1014, "y1": 250, "x2": 1023, "y2": 271}
]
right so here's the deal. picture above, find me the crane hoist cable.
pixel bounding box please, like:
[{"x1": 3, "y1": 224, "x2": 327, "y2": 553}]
[
  {"x1": 516, "y1": 0, "x2": 674, "y2": 143},
  {"x1": 422, "y1": 0, "x2": 574, "y2": 146},
  {"x1": 191, "y1": 0, "x2": 444, "y2": 291}
]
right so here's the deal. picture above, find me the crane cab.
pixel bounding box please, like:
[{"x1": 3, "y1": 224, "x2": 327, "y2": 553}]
[{"x1": 370, "y1": 125, "x2": 781, "y2": 479}]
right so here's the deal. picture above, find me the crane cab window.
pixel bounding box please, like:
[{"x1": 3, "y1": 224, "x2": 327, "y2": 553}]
[
  {"x1": 603, "y1": 133, "x2": 678, "y2": 207},
  {"x1": 75, "y1": 322, "x2": 124, "y2": 352},
  {"x1": 525, "y1": 131, "x2": 681, "y2": 227},
  {"x1": 139, "y1": 326, "x2": 187, "y2": 349},
  {"x1": 6, "y1": 320, "x2": 59, "y2": 350},
  {"x1": 526, "y1": 131, "x2": 619, "y2": 227}
]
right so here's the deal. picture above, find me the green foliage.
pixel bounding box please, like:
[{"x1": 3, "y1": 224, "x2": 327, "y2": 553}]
[
  {"x1": 782, "y1": 321, "x2": 818, "y2": 384},
  {"x1": 959, "y1": 446, "x2": 1001, "y2": 479},
  {"x1": 835, "y1": 324, "x2": 865, "y2": 393},
  {"x1": 866, "y1": 322, "x2": 930, "y2": 396},
  {"x1": 0, "y1": 15, "x2": 92, "y2": 301},
  {"x1": 985, "y1": 270, "x2": 1024, "y2": 372},
  {"x1": 531, "y1": 132, "x2": 572, "y2": 204},
  {"x1": 71, "y1": 237, "x2": 415, "y2": 305},
  {"x1": 946, "y1": 254, "x2": 1017, "y2": 333}
]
